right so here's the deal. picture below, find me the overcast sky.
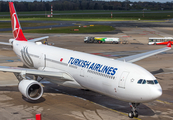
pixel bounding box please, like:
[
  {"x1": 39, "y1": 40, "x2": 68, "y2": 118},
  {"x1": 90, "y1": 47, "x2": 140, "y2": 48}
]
[{"x1": 1, "y1": 0, "x2": 172, "y2": 3}]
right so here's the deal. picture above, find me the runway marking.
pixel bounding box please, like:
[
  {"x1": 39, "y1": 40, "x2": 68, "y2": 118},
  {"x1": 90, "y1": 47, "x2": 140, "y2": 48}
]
[
  {"x1": 89, "y1": 101, "x2": 141, "y2": 120},
  {"x1": 110, "y1": 109, "x2": 141, "y2": 120},
  {"x1": 156, "y1": 100, "x2": 173, "y2": 105},
  {"x1": 95, "y1": 110, "x2": 103, "y2": 120},
  {"x1": 50, "y1": 87, "x2": 141, "y2": 119}
]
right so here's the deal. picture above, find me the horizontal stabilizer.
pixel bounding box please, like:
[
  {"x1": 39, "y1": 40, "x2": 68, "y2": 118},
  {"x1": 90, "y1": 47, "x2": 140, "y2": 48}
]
[
  {"x1": 28, "y1": 36, "x2": 49, "y2": 42},
  {"x1": 0, "y1": 42, "x2": 11, "y2": 46}
]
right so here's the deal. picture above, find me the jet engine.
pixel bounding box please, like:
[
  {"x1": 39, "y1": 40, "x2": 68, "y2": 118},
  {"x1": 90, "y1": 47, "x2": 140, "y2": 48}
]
[{"x1": 18, "y1": 79, "x2": 43, "y2": 101}]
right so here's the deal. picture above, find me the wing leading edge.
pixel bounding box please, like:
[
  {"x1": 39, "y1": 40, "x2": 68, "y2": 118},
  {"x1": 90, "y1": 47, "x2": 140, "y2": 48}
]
[{"x1": 116, "y1": 41, "x2": 171, "y2": 63}]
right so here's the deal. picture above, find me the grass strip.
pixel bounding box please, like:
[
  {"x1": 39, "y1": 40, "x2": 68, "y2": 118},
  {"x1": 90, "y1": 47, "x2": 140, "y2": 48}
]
[{"x1": 22, "y1": 25, "x2": 115, "y2": 33}]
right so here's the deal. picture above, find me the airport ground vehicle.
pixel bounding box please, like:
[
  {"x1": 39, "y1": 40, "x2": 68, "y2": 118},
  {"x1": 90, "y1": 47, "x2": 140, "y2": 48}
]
[
  {"x1": 84, "y1": 37, "x2": 119, "y2": 44},
  {"x1": 0, "y1": 2, "x2": 171, "y2": 118},
  {"x1": 148, "y1": 37, "x2": 173, "y2": 45}
]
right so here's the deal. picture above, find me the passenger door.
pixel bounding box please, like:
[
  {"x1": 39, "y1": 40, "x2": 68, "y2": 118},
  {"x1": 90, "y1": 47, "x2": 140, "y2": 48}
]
[
  {"x1": 80, "y1": 68, "x2": 84, "y2": 77},
  {"x1": 39, "y1": 53, "x2": 46, "y2": 70},
  {"x1": 118, "y1": 71, "x2": 129, "y2": 89}
]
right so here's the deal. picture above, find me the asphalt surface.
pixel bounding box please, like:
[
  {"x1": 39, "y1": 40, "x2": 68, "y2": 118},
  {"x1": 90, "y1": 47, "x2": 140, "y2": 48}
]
[
  {"x1": 1, "y1": 21, "x2": 173, "y2": 119},
  {"x1": 1, "y1": 29, "x2": 173, "y2": 120}
]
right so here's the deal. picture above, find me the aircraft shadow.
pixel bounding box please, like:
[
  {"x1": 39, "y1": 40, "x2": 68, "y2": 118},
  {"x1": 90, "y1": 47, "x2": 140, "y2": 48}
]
[
  {"x1": 151, "y1": 68, "x2": 164, "y2": 75},
  {"x1": 42, "y1": 82, "x2": 155, "y2": 117},
  {"x1": 0, "y1": 81, "x2": 155, "y2": 117}
]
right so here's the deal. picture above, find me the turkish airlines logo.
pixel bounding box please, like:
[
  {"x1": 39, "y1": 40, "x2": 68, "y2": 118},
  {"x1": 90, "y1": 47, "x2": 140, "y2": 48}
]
[{"x1": 12, "y1": 13, "x2": 20, "y2": 39}]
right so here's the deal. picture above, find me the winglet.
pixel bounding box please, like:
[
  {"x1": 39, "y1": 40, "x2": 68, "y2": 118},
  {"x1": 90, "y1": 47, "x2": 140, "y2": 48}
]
[
  {"x1": 9, "y1": 2, "x2": 27, "y2": 41},
  {"x1": 167, "y1": 41, "x2": 171, "y2": 48}
]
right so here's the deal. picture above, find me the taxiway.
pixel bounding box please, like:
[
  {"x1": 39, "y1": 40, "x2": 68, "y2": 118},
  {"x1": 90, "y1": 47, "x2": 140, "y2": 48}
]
[{"x1": 0, "y1": 26, "x2": 173, "y2": 120}]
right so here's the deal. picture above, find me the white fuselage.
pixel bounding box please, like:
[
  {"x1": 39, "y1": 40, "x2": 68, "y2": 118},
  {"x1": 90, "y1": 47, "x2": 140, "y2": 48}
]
[{"x1": 13, "y1": 40, "x2": 162, "y2": 103}]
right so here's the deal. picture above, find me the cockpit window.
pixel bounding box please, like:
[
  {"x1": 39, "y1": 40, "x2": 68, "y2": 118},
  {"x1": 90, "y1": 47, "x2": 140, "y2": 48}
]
[
  {"x1": 147, "y1": 80, "x2": 154, "y2": 84},
  {"x1": 142, "y1": 80, "x2": 146, "y2": 84},
  {"x1": 137, "y1": 79, "x2": 143, "y2": 84},
  {"x1": 137, "y1": 79, "x2": 159, "y2": 85},
  {"x1": 154, "y1": 80, "x2": 158, "y2": 84}
]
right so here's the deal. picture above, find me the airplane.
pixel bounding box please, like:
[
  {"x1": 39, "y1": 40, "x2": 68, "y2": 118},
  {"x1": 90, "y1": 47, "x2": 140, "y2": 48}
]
[{"x1": 0, "y1": 2, "x2": 171, "y2": 118}]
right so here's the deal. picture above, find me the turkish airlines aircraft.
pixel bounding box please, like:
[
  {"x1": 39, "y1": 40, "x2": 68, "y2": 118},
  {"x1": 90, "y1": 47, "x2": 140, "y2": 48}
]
[{"x1": 0, "y1": 2, "x2": 171, "y2": 118}]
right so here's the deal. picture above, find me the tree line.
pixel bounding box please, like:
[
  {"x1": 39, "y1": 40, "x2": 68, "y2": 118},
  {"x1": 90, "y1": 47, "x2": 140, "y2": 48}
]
[{"x1": 0, "y1": 0, "x2": 173, "y2": 12}]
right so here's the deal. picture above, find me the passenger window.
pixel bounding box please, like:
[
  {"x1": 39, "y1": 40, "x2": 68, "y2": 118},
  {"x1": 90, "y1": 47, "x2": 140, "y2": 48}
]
[
  {"x1": 154, "y1": 80, "x2": 158, "y2": 84},
  {"x1": 147, "y1": 80, "x2": 154, "y2": 84},
  {"x1": 137, "y1": 79, "x2": 143, "y2": 84},
  {"x1": 142, "y1": 80, "x2": 146, "y2": 84}
]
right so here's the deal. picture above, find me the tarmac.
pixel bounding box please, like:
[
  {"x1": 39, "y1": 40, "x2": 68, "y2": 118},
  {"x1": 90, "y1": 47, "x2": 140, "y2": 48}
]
[
  {"x1": 0, "y1": 26, "x2": 173, "y2": 120},
  {"x1": 1, "y1": 20, "x2": 173, "y2": 32}
]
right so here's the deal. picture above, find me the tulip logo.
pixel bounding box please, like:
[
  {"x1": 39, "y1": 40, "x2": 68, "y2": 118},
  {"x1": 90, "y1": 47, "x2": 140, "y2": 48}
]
[{"x1": 12, "y1": 13, "x2": 20, "y2": 39}]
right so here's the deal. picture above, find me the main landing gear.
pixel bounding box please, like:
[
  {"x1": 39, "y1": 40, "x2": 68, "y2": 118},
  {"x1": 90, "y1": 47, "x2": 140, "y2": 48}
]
[{"x1": 128, "y1": 103, "x2": 140, "y2": 118}]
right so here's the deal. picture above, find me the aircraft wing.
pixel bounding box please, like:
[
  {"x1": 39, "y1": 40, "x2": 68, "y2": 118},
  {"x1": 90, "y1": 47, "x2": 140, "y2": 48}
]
[
  {"x1": 28, "y1": 36, "x2": 49, "y2": 42},
  {"x1": 0, "y1": 66, "x2": 74, "y2": 81},
  {"x1": 116, "y1": 42, "x2": 171, "y2": 63}
]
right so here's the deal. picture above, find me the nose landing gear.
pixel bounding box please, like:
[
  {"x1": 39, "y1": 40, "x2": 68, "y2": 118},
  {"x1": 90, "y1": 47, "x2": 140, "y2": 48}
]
[{"x1": 128, "y1": 103, "x2": 140, "y2": 118}]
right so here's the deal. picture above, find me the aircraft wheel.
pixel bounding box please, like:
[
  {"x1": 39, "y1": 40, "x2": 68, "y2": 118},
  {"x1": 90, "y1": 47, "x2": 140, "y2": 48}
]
[
  {"x1": 128, "y1": 111, "x2": 134, "y2": 118},
  {"x1": 134, "y1": 110, "x2": 138, "y2": 118}
]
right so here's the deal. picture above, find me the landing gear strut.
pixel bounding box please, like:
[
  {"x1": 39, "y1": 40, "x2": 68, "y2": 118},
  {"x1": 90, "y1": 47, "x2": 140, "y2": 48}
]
[
  {"x1": 128, "y1": 103, "x2": 140, "y2": 118},
  {"x1": 33, "y1": 75, "x2": 44, "y2": 82}
]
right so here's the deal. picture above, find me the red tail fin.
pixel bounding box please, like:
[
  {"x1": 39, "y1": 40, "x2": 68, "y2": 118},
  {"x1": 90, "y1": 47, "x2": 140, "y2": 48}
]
[
  {"x1": 9, "y1": 2, "x2": 27, "y2": 41},
  {"x1": 167, "y1": 41, "x2": 171, "y2": 48}
]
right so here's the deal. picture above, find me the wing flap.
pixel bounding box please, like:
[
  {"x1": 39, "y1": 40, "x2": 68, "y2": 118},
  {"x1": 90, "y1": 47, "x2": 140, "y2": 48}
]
[{"x1": 0, "y1": 66, "x2": 74, "y2": 81}]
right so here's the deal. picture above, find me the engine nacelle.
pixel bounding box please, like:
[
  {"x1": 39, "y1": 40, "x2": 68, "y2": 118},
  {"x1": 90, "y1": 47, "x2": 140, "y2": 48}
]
[{"x1": 18, "y1": 79, "x2": 43, "y2": 101}]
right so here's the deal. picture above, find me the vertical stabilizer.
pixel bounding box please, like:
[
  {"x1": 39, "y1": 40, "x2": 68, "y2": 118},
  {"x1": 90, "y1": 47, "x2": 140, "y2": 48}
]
[
  {"x1": 167, "y1": 41, "x2": 171, "y2": 48},
  {"x1": 9, "y1": 2, "x2": 27, "y2": 41}
]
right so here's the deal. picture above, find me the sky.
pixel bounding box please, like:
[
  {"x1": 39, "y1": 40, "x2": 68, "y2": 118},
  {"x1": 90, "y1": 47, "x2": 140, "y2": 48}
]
[{"x1": 1, "y1": 0, "x2": 172, "y2": 3}]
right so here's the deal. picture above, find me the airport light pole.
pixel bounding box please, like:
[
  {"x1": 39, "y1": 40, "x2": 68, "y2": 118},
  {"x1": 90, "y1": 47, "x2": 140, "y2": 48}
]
[{"x1": 51, "y1": 5, "x2": 53, "y2": 17}]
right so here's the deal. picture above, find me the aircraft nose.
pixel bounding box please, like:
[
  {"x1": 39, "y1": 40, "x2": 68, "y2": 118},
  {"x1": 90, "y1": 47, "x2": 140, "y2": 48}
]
[{"x1": 150, "y1": 86, "x2": 162, "y2": 100}]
